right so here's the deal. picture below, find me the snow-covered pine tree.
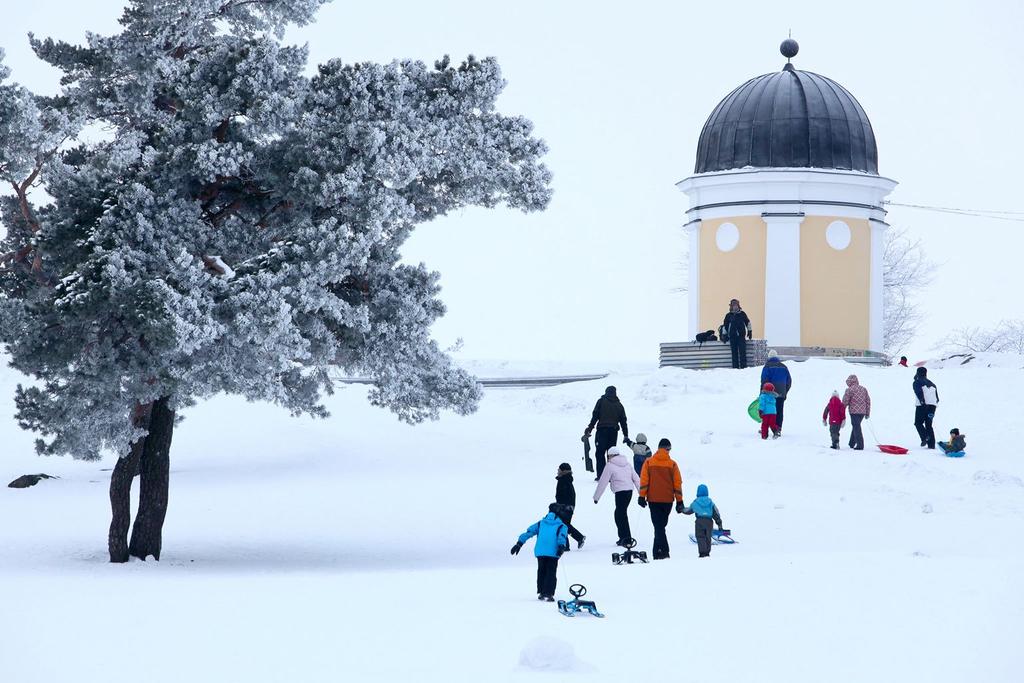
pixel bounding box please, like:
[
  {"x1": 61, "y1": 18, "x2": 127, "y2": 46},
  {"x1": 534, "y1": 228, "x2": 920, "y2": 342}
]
[{"x1": 0, "y1": 0, "x2": 551, "y2": 562}]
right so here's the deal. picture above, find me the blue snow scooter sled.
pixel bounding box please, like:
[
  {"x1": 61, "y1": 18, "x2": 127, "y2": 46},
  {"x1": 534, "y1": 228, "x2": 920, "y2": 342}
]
[
  {"x1": 557, "y1": 584, "x2": 604, "y2": 618},
  {"x1": 688, "y1": 528, "x2": 736, "y2": 545}
]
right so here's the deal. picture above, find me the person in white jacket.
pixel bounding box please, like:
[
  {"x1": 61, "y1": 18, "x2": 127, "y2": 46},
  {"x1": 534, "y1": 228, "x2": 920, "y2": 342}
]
[{"x1": 593, "y1": 447, "x2": 641, "y2": 546}]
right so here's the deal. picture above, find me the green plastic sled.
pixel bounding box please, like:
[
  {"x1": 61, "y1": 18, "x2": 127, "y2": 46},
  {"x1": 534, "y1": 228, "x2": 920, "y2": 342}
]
[{"x1": 747, "y1": 399, "x2": 761, "y2": 422}]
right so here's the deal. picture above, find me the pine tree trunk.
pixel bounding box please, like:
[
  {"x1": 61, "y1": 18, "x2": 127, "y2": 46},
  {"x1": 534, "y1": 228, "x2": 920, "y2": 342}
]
[
  {"x1": 108, "y1": 402, "x2": 153, "y2": 563},
  {"x1": 128, "y1": 396, "x2": 175, "y2": 561}
]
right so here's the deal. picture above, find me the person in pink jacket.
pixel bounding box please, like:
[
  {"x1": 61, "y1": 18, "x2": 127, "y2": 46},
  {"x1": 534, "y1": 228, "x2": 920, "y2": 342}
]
[
  {"x1": 593, "y1": 446, "x2": 641, "y2": 546},
  {"x1": 841, "y1": 374, "x2": 871, "y2": 451}
]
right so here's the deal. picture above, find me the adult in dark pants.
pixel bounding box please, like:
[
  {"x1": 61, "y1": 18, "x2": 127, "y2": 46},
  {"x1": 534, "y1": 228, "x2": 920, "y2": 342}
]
[
  {"x1": 554, "y1": 463, "x2": 585, "y2": 549},
  {"x1": 842, "y1": 374, "x2": 871, "y2": 450},
  {"x1": 760, "y1": 349, "x2": 792, "y2": 433},
  {"x1": 913, "y1": 367, "x2": 940, "y2": 449},
  {"x1": 583, "y1": 386, "x2": 628, "y2": 480},
  {"x1": 593, "y1": 447, "x2": 641, "y2": 546},
  {"x1": 637, "y1": 438, "x2": 683, "y2": 560},
  {"x1": 721, "y1": 299, "x2": 752, "y2": 369}
]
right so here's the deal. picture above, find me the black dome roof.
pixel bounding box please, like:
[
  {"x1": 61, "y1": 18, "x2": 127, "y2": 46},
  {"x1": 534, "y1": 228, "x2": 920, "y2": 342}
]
[{"x1": 694, "y1": 66, "x2": 878, "y2": 175}]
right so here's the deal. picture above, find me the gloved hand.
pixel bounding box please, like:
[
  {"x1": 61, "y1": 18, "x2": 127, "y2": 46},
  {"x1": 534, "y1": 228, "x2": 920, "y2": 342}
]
[
  {"x1": 637, "y1": 496, "x2": 647, "y2": 508},
  {"x1": 865, "y1": 414, "x2": 870, "y2": 420},
  {"x1": 822, "y1": 419, "x2": 827, "y2": 427},
  {"x1": 758, "y1": 410, "x2": 764, "y2": 418},
  {"x1": 747, "y1": 330, "x2": 753, "y2": 340},
  {"x1": 510, "y1": 542, "x2": 523, "y2": 556},
  {"x1": 557, "y1": 546, "x2": 565, "y2": 558},
  {"x1": 675, "y1": 501, "x2": 685, "y2": 513},
  {"x1": 593, "y1": 499, "x2": 598, "y2": 504},
  {"x1": 624, "y1": 437, "x2": 633, "y2": 447}
]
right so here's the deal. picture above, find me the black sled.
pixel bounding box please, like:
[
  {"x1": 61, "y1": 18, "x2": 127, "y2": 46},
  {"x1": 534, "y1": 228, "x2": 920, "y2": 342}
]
[{"x1": 611, "y1": 538, "x2": 648, "y2": 565}]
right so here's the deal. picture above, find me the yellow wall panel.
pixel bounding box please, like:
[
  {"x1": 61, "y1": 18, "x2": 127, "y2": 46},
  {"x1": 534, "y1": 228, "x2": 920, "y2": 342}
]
[
  {"x1": 698, "y1": 216, "x2": 767, "y2": 338},
  {"x1": 799, "y1": 216, "x2": 870, "y2": 349}
]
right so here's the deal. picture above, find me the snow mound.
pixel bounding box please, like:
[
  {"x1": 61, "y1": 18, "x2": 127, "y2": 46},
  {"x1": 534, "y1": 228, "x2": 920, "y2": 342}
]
[
  {"x1": 925, "y1": 352, "x2": 1024, "y2": 370},
  {"x1": 972, "y1": 470, "x2": 1024, "y2": 488},
  {"x1": 517, "y1": 636, "x2": 592, "y2": 673}
]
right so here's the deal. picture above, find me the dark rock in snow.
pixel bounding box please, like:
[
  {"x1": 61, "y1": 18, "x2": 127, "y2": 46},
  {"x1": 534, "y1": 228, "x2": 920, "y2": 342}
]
[{"x1": 7, "y1": 474, "x2": 59, "y2": 489}]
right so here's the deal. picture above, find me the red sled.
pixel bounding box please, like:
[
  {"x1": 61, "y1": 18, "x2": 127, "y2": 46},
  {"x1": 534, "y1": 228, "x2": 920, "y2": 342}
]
[{"x1": 877, "y1": 444, "x2": 909, "y2": 455}]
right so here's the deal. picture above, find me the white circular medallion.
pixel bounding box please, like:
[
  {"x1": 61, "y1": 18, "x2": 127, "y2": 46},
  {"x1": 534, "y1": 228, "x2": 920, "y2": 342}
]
[
  {"x1": 826, "y1": 220, "x2": 851, "y2": 250},
  {"x1": 715, "y1": 222, "x2": 740, "y2": 252}
]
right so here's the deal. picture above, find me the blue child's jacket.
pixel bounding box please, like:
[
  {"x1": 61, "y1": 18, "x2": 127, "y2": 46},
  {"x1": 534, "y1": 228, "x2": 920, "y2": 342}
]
[
  {"x1": 519, "y1": 512, "x2": 569, "y2": 558},
  {"x1": 759, "y1": 391, "x2": 777, "y2": 415}
]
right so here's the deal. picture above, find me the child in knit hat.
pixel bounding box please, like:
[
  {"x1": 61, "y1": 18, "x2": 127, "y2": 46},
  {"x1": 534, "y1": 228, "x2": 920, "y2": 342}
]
[
  {"x1": 822, "y1": 390, "x2": 847, "y2": 449},
  {"x1": 624, "y1": 433, "x2": 652, "y2": 476}
]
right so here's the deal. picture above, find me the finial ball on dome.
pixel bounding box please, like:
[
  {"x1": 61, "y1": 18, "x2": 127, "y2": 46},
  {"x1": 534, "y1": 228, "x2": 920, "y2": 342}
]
[{"x1": 780, "y1": 38, "x2": 799, "y2": 59}]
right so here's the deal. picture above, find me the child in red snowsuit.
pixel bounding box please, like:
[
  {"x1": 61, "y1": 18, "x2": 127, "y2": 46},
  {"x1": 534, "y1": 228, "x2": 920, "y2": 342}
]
[{"x1": 822, "y1": 390, "x2": 846, "y2": 449}]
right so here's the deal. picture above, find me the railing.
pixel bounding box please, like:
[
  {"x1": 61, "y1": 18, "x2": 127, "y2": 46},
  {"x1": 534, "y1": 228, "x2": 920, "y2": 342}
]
[
  {"x1": 660, "y1": 340, "x2": 889, "y2": 369},
  {"x1": 659, "y1": 339, "x2": 769, "y2": 369}
]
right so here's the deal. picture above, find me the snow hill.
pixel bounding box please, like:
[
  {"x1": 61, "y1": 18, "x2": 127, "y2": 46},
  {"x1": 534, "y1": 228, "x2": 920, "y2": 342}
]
[{"x1": 1, "y1": 356, "x2": 1022, "y2": 682}]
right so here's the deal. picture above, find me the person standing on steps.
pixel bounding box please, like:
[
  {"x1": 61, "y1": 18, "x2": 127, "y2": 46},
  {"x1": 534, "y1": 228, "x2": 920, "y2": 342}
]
[
  {"x1": 721, "y1": 299, "x2": 752, "y2": 369},
  {"x1": 637, "y1": 438, "x2": 683, "y2": 560},
  {"x1": 593, "y1": 446, "x2": 641, "y2": 547},
  {"x1": 760, "y1": 349, "x2": 792, "y2": 434},
  {"x1": 554, "y1": 463, "x2": 586, "y2": 549},
  {"x1": 842, "y1": 374, "x2": 871, "y2": 450},
  {"x1": 913, "y1": 367, "x2": 940, "y2": 449},
  {"x1": 583, "y1": 386, "x2": 628, "y2": 480}
]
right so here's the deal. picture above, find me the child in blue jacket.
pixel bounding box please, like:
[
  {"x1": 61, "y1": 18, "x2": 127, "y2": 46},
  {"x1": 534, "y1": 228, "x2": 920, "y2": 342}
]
[
  {"x1": 680, "y1": 484, "x2": 724, "y2": 557},
  {"x1": 759, "y1": 382, "x2": 780, "y2": 440},
  {"x1": 511, "y1": 503, "x2": 569, "y2": 601}
]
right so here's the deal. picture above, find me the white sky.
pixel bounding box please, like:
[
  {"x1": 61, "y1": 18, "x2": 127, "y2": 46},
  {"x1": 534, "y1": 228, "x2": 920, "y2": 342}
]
[{"x1": 3, "y1": 0, "x2": 1022, "y2": 363}]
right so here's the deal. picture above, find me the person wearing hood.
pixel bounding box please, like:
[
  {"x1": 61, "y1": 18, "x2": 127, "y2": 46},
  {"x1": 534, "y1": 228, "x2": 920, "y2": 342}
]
[
  {"x1": 510, "y1": 503, "x2": 569, "y2": 601},
  {"x1": 554, "y1": 463, "x2": 586, "y2": 550},
  {"x1": 593, "y1": 446, "x2": 642, "y2": 546},
  {"x1": 841, "y1": 375, "x2": 871, "y2": 450},
  {"x1": 721, "y1": 299, "x2": 753, "y2": 369},
  {"x1": 913, "y1": 367, "x2": 940, "y2": 449},
  {"x1": 760, "y1": 350, "x2": 792, "y2": 433},
  {"x1": 638, "y1": 438, "x2": 683, "y2": 560},
  {"x1": 583, "y1": 385, "x2": 629, "y2": 480},
  {"x1": 680, "y1": 484, "x2": 725, "y2": 558}
]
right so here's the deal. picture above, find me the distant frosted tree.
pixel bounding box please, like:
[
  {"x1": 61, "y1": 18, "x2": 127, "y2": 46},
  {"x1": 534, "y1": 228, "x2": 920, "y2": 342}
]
[
  {"x1": 937, "y1": 319, "x2": 1024, "y2": 355},
  {"x1": 883, "y1": 226, "x2": 935, "y2": 355},
  {"x1": 0, "y1": 0, "x2": 551, "y2": 561}
]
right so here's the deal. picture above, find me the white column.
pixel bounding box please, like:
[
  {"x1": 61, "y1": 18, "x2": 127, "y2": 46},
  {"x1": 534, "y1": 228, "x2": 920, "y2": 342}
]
[
  {"x1": 762, "y1": 214, "x2": 803, "y2": 347},
  {"x1": 869, "y1": 220, "x2": 886, "y2": 352},
  {"x1": 687, "y1": 221, "x2": 701, "y2": 338}
]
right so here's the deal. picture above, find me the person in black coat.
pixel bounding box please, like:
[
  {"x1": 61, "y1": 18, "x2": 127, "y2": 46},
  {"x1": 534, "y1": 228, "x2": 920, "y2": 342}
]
[
  {"x1": 722, "y1": 299, "x2": 752, "y2": 369},
  {"x1": 554, "y1": 463, "x2": 586, "y2": 549},
  {"x1": 583, "y1": 386, "x2": 628, "y2": 479},
  {"x1": 912, "y1": 367, "x2": 940, "y2": 449}
]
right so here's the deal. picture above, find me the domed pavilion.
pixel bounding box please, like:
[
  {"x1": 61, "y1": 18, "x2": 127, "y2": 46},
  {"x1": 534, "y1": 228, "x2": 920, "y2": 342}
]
[{"x1": 677, "y1": 39, "x2": 896, "y2": 356}]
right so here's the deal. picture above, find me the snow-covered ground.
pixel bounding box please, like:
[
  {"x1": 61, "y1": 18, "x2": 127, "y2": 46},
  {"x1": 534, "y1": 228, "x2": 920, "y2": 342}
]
[{"x1": 2, "y1": 357, "x2": 1022, "y2": 682}]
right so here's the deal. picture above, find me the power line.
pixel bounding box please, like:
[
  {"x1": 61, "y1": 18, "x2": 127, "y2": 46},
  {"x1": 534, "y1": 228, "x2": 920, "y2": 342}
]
[{"x1": 884, "y1": 201, "x2": 1024, "y2": 222}]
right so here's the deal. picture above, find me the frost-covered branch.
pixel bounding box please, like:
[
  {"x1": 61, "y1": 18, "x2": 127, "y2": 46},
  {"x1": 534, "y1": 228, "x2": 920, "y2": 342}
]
[
  {"x1": 936, "y1": 319, "x2": 1024, "y2": 355},
  {"x1": 883, "y1": 225, "x2": 936, "y2": 355}
]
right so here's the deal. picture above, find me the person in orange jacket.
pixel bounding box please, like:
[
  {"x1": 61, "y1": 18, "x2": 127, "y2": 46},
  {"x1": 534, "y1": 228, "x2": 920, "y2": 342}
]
[{"x1": 638, "y1": 438, "x2": 684, "y2": 560}]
